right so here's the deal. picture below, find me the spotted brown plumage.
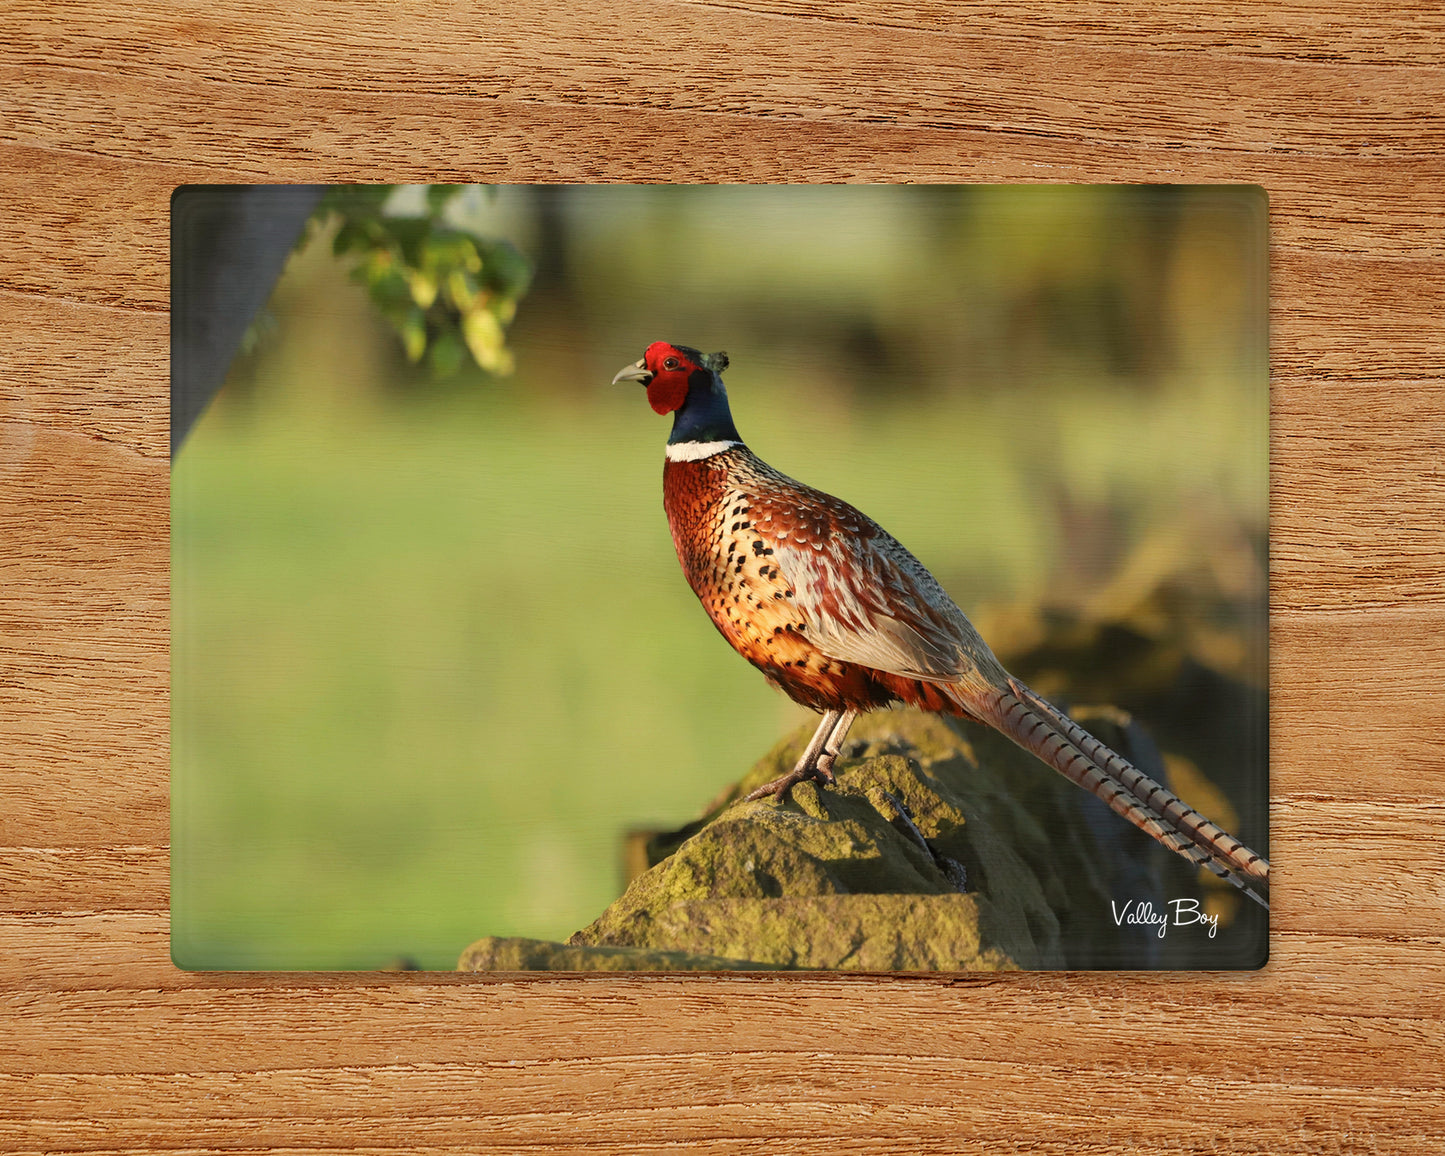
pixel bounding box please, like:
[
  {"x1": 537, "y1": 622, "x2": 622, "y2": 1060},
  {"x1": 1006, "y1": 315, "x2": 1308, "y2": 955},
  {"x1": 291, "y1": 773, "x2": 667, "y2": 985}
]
[
  {"x1": 614, "y1": 341, "x2": 1270, "y2": 909},
  {"x1": 664, "y1": 445, "x2": 894, "y2": 714}
]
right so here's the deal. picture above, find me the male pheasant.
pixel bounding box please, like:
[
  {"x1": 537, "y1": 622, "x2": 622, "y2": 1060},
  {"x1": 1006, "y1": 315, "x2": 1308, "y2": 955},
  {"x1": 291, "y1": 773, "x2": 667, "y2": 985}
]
[{"x1": 614, "y1": 341, "x2": 1270, "y2": 909}]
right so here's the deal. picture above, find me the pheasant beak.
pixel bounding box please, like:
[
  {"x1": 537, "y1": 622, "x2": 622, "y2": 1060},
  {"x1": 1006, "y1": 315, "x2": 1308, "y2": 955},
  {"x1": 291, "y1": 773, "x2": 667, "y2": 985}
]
[{"x1": 612, "y1": 358, "x2": 654, "y2": 386}]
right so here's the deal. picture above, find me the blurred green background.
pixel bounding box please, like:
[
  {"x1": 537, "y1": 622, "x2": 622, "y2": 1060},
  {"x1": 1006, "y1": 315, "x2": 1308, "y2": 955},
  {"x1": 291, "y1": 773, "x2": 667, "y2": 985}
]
[{"x1": 171, "y1": 185, "x2": 1268, "y2": 970}]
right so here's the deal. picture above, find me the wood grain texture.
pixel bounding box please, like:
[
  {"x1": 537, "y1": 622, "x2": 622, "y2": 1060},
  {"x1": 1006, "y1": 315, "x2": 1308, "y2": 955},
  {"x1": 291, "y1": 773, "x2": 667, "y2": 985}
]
[{"x1": 3, "y1": 1, "x2": 1442, "y2": 1151}]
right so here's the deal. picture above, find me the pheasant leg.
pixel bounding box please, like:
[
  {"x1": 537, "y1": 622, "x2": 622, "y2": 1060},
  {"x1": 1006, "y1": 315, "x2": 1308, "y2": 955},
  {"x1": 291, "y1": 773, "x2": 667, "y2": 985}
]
[
  {"x1": 811, "y1": 708, "x2": 859, "y2": 784},
  {"x1": 745, "y1": 708, "x2": 858, "y2": 801}
]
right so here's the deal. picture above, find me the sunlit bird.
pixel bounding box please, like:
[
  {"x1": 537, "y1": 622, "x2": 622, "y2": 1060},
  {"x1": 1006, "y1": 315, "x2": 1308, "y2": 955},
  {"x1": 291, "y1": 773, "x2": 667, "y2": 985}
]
[{"x1": 614, "y1": 342, "x2": 1270, "y2": 909}]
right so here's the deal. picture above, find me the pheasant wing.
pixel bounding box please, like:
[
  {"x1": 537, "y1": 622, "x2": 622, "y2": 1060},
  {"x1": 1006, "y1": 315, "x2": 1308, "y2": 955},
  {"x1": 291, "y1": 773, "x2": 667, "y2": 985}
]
[{"x1": 750, "y1": 479, "x2": 984, "y2": 682}]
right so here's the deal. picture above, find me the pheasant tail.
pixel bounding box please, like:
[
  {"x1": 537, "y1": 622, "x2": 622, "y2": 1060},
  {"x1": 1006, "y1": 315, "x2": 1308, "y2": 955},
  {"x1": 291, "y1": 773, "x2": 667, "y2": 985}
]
[{"x1": 967, "y1": 677, "x2": 1270, "y2": 908}]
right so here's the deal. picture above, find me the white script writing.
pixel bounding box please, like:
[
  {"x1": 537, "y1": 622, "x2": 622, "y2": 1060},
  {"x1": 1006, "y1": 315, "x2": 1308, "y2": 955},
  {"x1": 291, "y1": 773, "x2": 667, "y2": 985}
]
[{"x1": 1110, "y1": 898, "x2": 1220, "y2": 939}]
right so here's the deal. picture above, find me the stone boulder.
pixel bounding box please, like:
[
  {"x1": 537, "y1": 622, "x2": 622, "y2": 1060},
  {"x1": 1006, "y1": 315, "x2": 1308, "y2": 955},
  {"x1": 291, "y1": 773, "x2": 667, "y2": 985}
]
[{"x1": 458, "y1": 705, "x2": 1256, "y2": 972}]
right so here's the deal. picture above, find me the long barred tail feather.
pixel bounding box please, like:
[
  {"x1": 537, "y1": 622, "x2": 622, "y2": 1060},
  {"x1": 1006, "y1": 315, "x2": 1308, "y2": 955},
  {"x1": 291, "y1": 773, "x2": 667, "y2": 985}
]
[{"x1": 969, "y1": 677, "x2": 1270, "y2": 910}]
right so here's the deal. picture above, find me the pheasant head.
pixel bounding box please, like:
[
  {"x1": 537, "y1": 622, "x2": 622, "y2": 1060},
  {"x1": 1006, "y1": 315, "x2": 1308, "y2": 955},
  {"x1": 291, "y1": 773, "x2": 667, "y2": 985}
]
[{"x1": 614, "y1": 342, "x2": 739, "y2": 446}]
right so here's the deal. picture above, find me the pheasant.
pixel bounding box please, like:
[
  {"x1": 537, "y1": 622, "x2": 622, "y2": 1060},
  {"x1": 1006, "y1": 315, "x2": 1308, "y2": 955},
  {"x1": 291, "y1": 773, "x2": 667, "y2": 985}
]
[{"x1": 613, "y1": 341, "x2": 1270, "y2": 909}]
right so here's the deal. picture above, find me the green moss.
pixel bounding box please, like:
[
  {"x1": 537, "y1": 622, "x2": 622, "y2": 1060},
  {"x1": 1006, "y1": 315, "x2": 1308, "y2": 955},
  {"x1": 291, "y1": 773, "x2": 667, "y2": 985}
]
[
  {"x1": 458, "y1": 937, "x2": 788, "y2": 972},
  {"x1": 574, "y1": 894, "x2": 1019, "y2": 971}
]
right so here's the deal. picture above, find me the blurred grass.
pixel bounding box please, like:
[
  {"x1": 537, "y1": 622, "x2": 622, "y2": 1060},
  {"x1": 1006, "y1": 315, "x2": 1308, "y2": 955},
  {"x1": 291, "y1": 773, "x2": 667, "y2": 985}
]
[{"x1": 171, "y1": 186, "x2": 1267, "y2": 970}]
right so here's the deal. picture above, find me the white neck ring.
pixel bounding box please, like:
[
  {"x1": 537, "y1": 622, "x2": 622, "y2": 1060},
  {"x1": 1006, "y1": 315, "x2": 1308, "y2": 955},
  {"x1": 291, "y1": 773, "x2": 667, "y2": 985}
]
[{"x1": 665, "y1": 440, "x2": 741, "y2": 462}]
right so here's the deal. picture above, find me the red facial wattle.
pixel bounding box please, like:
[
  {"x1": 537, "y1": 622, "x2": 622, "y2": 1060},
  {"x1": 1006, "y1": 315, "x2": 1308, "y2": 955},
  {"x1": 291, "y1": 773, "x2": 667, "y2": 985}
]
[{"x1": 646, "y1": 374, "x2": 689, "y2": 415}]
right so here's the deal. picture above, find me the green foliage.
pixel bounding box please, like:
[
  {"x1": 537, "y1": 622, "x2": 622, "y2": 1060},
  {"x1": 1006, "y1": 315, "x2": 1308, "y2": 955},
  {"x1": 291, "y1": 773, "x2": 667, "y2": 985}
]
[{"x1": 318, "y1": 185, "x2": 531, "y2": 377}]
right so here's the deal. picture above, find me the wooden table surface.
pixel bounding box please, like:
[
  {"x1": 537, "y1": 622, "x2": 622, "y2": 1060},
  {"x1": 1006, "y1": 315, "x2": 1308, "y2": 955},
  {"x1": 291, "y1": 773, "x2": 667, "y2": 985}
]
[{"x1": 4, "y1": 3, "x2": 1443, "y2": 1152}]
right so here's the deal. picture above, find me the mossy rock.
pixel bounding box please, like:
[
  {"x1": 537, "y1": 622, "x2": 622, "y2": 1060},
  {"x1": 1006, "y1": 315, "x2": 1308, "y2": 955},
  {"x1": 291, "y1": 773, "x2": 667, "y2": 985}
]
[
  {"x1": 574, "y1": 894, "x2": 1020, "y2": 972},
  {"x1": 564, "y1": 713, "x2": 1055, "y2": 968},
  {"x1": 458, "y1": 937, "x2": 789, "y2": 972},
  {"x1": 460, "y1": 706, "x2": 1226, "y2": 972}
]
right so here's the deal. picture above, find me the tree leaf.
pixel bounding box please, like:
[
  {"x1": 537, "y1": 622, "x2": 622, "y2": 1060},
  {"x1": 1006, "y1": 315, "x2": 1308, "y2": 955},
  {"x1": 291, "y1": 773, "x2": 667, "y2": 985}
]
[
  {"x1": 405, "y1": 268, "x2": 439, "y2": 310},
  {"x1": 461, "y1": 306, "x2": 512, "y2": 375},
  {"x1": 399, "y1": 308, "x2": 428, "y2": 363},
  {"x1": 427, "y1": 330, "x2": 465, "y2": 377}
]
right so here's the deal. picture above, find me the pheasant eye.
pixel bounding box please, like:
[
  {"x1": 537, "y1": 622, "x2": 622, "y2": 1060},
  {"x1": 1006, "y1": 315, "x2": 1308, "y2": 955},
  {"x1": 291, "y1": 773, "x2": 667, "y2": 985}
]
[{"x1": 663, "y1": 357, "x2": 680, "y2": 370}]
